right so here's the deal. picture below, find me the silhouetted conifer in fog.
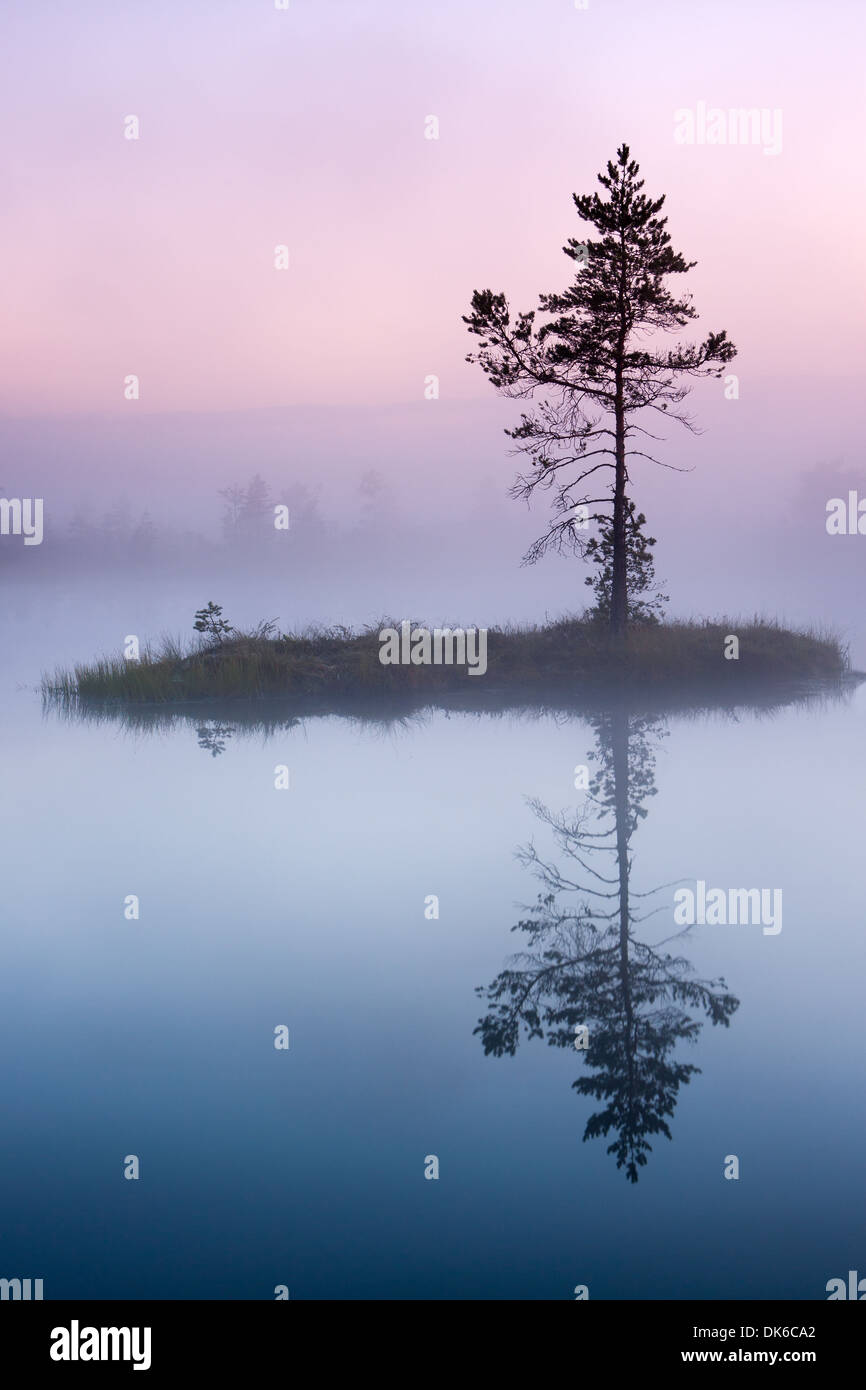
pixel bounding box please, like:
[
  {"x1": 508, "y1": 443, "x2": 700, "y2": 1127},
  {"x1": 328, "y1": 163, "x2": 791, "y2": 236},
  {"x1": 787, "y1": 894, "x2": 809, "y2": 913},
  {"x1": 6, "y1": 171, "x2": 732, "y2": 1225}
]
[{"x1": 464, "y1": 143, "x2": 735, "y2": 636}]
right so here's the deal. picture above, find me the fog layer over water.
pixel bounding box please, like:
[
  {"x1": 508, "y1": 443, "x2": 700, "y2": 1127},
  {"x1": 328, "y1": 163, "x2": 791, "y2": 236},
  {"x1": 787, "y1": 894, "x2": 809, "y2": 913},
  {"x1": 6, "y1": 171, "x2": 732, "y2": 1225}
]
[{"x1": 2, "y1": 590, "x2": 864, "y2": 1298}]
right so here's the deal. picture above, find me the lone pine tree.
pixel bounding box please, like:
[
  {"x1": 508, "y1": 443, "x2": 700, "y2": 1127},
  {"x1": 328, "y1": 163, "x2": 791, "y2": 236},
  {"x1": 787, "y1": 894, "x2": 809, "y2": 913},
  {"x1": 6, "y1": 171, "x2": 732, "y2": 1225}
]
[{"x1": 464, "y1": 143, "x2": 736, "y2": 636}]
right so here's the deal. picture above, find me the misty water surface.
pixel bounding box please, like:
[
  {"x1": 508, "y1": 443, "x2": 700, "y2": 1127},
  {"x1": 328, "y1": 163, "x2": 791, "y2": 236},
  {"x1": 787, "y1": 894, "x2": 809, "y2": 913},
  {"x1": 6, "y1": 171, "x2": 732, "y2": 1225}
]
[{"x1": 1, "y1": 591, "x2": 864, "y2": 1299}]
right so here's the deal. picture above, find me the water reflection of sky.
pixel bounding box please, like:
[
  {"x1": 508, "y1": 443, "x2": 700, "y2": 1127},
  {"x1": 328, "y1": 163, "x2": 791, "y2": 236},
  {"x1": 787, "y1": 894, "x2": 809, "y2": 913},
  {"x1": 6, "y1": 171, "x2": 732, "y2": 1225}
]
[{"x1": 1, "y1": 678, "x2": 864, "y2": 1298}]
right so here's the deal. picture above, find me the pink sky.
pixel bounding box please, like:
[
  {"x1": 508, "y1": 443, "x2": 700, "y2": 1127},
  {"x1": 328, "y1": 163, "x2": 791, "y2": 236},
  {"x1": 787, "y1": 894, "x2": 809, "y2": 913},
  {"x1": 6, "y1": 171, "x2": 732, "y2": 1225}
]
[{"x1": 2, "y1": 0, "x2": 864, "y2": 417}]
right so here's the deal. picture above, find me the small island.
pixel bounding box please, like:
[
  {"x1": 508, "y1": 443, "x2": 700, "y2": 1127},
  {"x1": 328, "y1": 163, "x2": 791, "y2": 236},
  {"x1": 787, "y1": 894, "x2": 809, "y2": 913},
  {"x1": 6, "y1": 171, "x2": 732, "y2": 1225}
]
[{"x1": 41, "y1": 608, "x2": 856, "y2": 716}]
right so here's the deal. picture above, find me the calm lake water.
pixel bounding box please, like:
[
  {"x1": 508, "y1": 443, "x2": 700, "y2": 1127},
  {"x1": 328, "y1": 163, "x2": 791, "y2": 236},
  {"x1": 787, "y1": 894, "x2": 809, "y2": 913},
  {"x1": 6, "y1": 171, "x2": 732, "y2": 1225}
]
[{"x1": 2, "y1": 588, "x2": 865, "y2": 1300}]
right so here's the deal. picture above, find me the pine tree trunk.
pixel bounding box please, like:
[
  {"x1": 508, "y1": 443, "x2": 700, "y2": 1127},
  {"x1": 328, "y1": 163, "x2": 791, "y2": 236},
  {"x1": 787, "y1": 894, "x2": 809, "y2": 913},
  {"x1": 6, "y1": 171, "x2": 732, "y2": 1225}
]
[
  {"x1": 610, "y1": 374, "x2": 628, "y2": 638},
  {"x1": 610, "y1": 225, "x2": 629, "y2": 639}
]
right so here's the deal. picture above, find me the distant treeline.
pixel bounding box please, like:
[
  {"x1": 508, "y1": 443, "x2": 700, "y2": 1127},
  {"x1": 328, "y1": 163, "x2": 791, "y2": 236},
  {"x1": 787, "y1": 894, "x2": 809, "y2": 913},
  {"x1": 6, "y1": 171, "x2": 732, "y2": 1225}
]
[{"x1": 0, "y1": 470, "x2": 519, "y2": 576}]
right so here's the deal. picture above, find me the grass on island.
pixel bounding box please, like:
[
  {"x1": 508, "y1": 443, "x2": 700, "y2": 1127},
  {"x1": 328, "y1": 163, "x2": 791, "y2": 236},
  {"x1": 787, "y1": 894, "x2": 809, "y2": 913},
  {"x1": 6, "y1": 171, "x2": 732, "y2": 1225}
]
[{"x1": 41, "y1": 614, "x2": 854, "y2": 710}]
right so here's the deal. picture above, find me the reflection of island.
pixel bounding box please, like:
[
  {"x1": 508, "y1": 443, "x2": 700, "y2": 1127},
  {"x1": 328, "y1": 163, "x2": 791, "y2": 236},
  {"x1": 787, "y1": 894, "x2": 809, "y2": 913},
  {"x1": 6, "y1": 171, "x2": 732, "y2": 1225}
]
[
  {"x1": 475, "y1": 710, "x2": 739, "y2": 1182},
  {"x1": 44, "y1": 673, "x2": 857, "y2": 754}
]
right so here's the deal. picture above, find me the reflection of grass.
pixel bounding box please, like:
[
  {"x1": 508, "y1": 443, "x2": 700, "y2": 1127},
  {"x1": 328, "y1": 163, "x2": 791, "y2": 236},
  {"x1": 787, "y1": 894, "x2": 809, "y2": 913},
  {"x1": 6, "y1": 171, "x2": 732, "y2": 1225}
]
[{"x1": 41, "y1": 615, "x2": 855, "y2": 710}]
